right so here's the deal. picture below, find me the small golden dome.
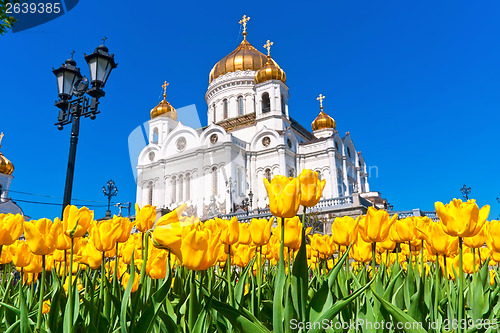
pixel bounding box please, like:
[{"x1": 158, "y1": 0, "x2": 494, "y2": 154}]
[
  {"x1": 312, "y1": 110, "x2": 336, "y2": 131},
  {"x1": 150, "y1": 81, "x2": 177, "y2": 120},
  {"x1": 209, "y1": 37, "x2": 268, "y2": 83},
  {"x1": 0, "y1": 152, "x2": 14, "y2": 175},
  {"x1": 255, "y1": 56, "x2": 286, "y2": 84}
]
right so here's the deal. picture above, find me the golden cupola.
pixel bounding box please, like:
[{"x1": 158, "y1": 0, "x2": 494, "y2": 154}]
[
  {"x1": 209, "y1": 15, "x2": 268, "y2": 83},
  {"x1": 150, "y1": 81, "x2": 177, "y2": 120},
  {"x1": 311, "y1": 94, "x2": 336, "y2": 131},
  {"x1": 255, "y1": 40, "x2": 286, "y2": 84},
  {"x1": 0, "y1": 133, "x2": 14, "y2": 176}
]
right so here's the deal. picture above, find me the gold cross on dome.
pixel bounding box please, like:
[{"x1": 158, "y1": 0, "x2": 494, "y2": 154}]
[
  {"x1": 263, "y1": 40, "x2": 273, "y2": 56},
  {"x1": 317, "y1": 94, "x2": 326, "y2": 108},
  {"x1": 162, "y1": 81, "x2": 169, "y2": 97},
  {"x1": 0, "y1": 132, "x2": 4, "y2": 148},
  {"x1": 239, "y1": 15, "x2": 250, "y2": 33}
]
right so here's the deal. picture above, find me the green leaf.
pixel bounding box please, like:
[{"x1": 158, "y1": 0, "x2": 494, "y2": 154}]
[
  {"x1": 290, "y1": 226, "x2": 308, "y2": 322},
  {"x1": 372, "y1": 289, "x2": 428, "y2": 333},
  {"x1": 19, "y1": 282, "x2": 32, "y2": 333},
  {"x1": 121, "y1": 250, "x2": 136, "y2": 333},
  {"x1": 308, "y1": 277, "x2": 374, "y2": 333},
  {"x1": 211, "y1": 299, "x2": 271, "y2": 333}
]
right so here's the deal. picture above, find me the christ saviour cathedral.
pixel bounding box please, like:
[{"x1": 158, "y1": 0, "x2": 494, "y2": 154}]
[{"x1": 136, "y1": 16, "x2": 382, "y2": 220}]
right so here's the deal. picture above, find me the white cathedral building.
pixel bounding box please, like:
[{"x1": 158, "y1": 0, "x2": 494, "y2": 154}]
[{"x1": 136, "y1": 17, "x2": 371, "y2": 218}]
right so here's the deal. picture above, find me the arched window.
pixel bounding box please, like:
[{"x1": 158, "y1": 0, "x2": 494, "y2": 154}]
[
  {"x1": 0, "y1": 184, "x2": 3, "y2": 199},
  {"x1": 265, "y1": 168, "x2": 272, "y2": 182},
  {"x1": 213, "y1": 104, "x2": 216, "y2": 123},
  {"x1": 262, "y1": 93, "x2": 270, "y2": 113},
  {"x1": 179, "y1": 175, "x2": 184, "y2": 202},
  {"x1": 347, "y1": 147, "x2": 351, "y2": 158},
  {"x1": 223, "y1": 99, "x2": 228, "y2": 119},
  {"x1": 148, "y1": 182, "x2": 153, "y2": 205},
  {"x1": 171, "y1": 177, "x2": 176, "y2": 203},
  {"x1": 335, "y1": 141, "x2": 339, "y2": 150},
  {"x1": 186, "y1": 173, "x2": 191, "y2": 200},
  {"x1": 317, "y1": 170, "x2": 322, "y2": 180},
  {"x1": 238, "y1": 96, "x2": 244, "y2": 116},
  {"x1": 152, "y1": 128, "x2": 158, "y2": 144},
  {"x1": 281, "y1": 94, "x2": 286, "y2": 114},
  {"x1": 212, "y1": 167, "x2": 218, "y2": 195}
]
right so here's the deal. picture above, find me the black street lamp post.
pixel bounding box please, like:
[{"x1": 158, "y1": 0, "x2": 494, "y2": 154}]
[
  {"x1": 53, "y1": 40, "x2": 117, "y2": 216},
  {"x1": 460, "y1": 184, "x2": 471, "y2": 200},
  {"x1": 248, "y1": 190, "x2": 254, "y2": 212},
  {"x1": 103, "y1": 180, "x2": 118, "y2": 217}
]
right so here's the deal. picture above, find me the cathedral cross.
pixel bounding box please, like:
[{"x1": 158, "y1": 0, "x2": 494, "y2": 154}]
[
  {"x1": 263, "y1": 40, "x2": 273, "y2": 57},
  {"x1": 102, "y1": 36, "x2": 108, "y2": 45},
  {"x1": 162, "y1": 81, "x2": 169, "y2": 97},
  {"x1": 239, "y1": 15, "x2": 250, "y2": 34},
  {"x1": 0, "y1": 132, "x2": 4, "y2": 148},
  {"x1": 317, "y1": 94, "x2": 326, "y2": 109},
  {"x1": 70, "y1": 50, "x2": 75, "y2": 59}
]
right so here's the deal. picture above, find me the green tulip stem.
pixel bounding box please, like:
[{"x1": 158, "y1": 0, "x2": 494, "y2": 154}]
[
  {"x1": 371, "y1": 242, "x2": 376, "y2": 279},
  {"x1": 227, "y1": 244, "x2": 234, "y2": 307},
  {"x1": 257, "y1": 245, "x2": 262, "y2": 318},
  {"x1": 139, "y1": 231, "x2": 149, "y2": 303},
  {"x1": 69, "y1": 237, "x2": 75, "y2": 333},
  {"x1": 100, "y1": 251, "x2": 105, "y2": 303},
  {"x1": 458, "y1": 237, "x2": 464, "y2": 333},
  {"x1": 63, "y1": 249, "x2": 67, "y2": 283},
  {"x1": 434, "y1": 254, "x2": 439, "y2": 323},
  {"x1": 36, "y1": 254, "x2": 46, "y2": 331},
  {"x1": 113, "y1": 242, "x2": 119, "y2": 293},
  {"x1": 420, "y1": 239, "x2": 424, "y2": 278},
  {"x1": 472, "y1": 247, "x2": 476, "y2": 275},
  {"x1": 188, "y1": 270, "x2": 197, "y2": 332}
]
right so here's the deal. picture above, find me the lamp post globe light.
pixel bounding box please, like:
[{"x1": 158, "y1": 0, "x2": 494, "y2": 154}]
[
  {"x1": 103, "y1": 179, "x2": 118, "y2": 217},
  {"x1": 53, "y1": 39, "x2": 117, "y2": 216}
]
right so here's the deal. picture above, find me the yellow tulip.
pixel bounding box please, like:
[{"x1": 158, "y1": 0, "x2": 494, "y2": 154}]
[
  {"x1": 238, "y1": 223, "x2": 252, "y2": 245},
  {"x1": 454, "y1": 252, "x2": 479, "y2": 275},
  {"x1": 438, "y1": 256, "x2": 456, "y2": 280},
  {"x1": 464, "y1": 221, "x2": 488, "y2": 249},
  {"x1": 152, "y1": 220, "x2": 194, "y2": 260},
  {"x1": 24, "y1": 218, "x2": 61, "y2": 256},
  {"x1": 62, "y1": 205, "x2": 93, "y2": 238},
  {"x1": 156, "y1": 203, "x2": 187, "y2": 227},
  {"x1": 24, "y1": 255, "x2": 43, "y2": 274},
  {"x1": 63, "y1": 275, "x2": 84, "y2": 295},
  {"x1": 331, "y1": 216, "x2": 359, "y2": 247},
  {"x1": 376, "y1": 238, "x2": 396, "y2": 253},
  {"x1": 112, "y1": 216, "x2": 134, "y2": 243},
  {"x1": 487, "y1": 220, "x2": 500, "y2": 253},
  {"x1": 233, "y1": 243, "x2": 255, "y2": 267},
  {"x1": 249, "y1": 217, "x2": 273, "y2": 246},
  {"x1": 351, "y1": 237, "x2": 372, "y2": 263},
  {"x1": 281, "y1": 216, "x2": 302, "y2": 250},
  {"x1": 42, "y1": 300, "x2": 50, "y2": 314},
  {"x1": 135, "y1": 204, "x2": 156, "y2": 232},
  {"x1": 0, "y1": 244, "x2": 12, "y2": 264},
  {"x1": 423, "y1": 222, "x2": 459, "y2": 257},
  {"x1": 0, "y1": 213, "x2": 24, "y2": 246},
  {"x1": 490, "y1": 269, "x2": 496, "y2": 286},
  {"x1": 359, "y1": 207, "x2": 398, "y2": 243},
  {"x1": 180, "y1": 226, "x2": 221, "y2": 271},
  {"x1": 55, "y1": 217, "x2": 71, "y2": 251},
  {"x1": 298, "y1": 169, "x2": 326, "y2": 207},
  {"x1": 414, "y1": 216, "x2": 432, "y2": 240},
  {"x1": 9, "y1": 240, "x2": 32, "y2": 268},
  {"x1": 22, "y1": 273, "x2": 38, "y2": 285},
  {"x1": 263, "y1": 175, "x2": 300, "y2": 218},
  {"x1": 146, "y1": 247, "x2": 168, "y2": 279},
  {"x1": 390, "y1": 217, "x2": 416, "y2": 243},
  {"x1": 80, "y1": 240, "x2": 103, "y2": 269},
  {"x1": 219, "y1": 216, "x2": 239, "y2": 245},
  {"x1": 89, "y1": 220, "x2": 122, "y2": 252},
  {"x1": 121, "y1": 272, "x2": 140, "y2": 292},
  {"x1": 435, "y1": 199, "x2": 489, "y2": 238}
]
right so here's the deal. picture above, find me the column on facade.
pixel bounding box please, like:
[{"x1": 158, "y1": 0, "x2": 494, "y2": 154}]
[
  {"x1": 278, "y1": 147, "x2": 286, "y2": 175},
  {"x1": 356, "y1": 167, "x2": 362, "y2": 193},
  {"x1": 327, "y1": 149, "x2": 339, "y2": 198},
  {"x1": 342, "y1": 157, "x2": 349, "y2": 196},
  {"x1": 228, "y1": 96, "x2": 236, "y2": 119}
]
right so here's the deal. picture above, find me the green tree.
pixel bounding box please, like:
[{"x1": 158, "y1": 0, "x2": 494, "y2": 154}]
[{"x1": 0, "y1": 0, "x2": 18, "y2": 35}]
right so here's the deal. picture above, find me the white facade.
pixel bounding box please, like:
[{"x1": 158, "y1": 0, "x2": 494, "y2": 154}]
[{"x1": 136, "y1": 44, "x2": 370, "y2": 219}]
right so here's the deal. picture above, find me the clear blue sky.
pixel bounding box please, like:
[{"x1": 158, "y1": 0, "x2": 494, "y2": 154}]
[{"x1": 1, "y1": 0, "x2": 499, "y2": 220}]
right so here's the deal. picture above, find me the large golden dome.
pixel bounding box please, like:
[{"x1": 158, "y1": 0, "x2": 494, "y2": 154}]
[
  {"x1": 150, "y1": 82, "x2": 177, "y2": 120},
  {"x1": 311, "y1": 94, "x2": 335, "y2": 131},
  {"x1": 209, "y1": 35, "x2": 268, "y2": 83}
]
